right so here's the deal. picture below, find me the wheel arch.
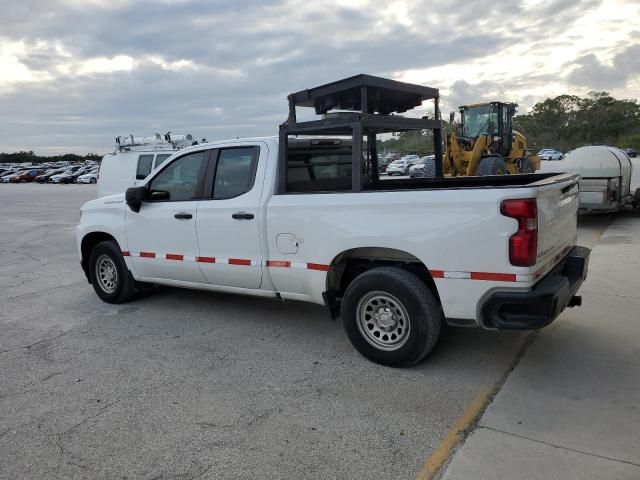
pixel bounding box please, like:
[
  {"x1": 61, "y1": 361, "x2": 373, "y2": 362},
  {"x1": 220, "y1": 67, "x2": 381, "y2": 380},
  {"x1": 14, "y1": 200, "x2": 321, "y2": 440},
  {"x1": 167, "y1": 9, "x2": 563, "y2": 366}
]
[
  {"x1": 324, "y1": 246, "x2": 442, "y2": 318},
  {"x1": 80, "y1": 231, "x2": 120, "y2": 282}
]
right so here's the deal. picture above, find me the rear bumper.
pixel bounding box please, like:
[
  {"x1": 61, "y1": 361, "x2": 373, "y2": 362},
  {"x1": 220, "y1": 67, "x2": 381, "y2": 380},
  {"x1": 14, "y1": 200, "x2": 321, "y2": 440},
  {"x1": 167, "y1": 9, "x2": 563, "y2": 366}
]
[{"x1": 481, "y1": 246, "x2": 590, "y2": 330}]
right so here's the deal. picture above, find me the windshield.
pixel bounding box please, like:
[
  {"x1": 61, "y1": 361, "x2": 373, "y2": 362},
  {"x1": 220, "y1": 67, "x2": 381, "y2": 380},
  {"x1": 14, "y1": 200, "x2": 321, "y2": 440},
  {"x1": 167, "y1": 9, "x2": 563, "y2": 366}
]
[{"x1": 461, "y1": 105, "x2": 499, "y2": 138}]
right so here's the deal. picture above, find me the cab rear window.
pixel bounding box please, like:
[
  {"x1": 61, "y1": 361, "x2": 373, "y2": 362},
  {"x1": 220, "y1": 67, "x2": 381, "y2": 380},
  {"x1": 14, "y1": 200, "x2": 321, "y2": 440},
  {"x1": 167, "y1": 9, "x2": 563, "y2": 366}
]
[{"x1": 286, "y1": 148, "x2": 353, "y2": 192}]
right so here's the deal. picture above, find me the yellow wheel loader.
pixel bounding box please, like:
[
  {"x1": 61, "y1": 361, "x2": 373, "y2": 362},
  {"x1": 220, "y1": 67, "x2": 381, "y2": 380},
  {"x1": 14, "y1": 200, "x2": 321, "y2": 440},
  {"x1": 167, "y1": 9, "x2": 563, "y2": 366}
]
[{"x1": 423, "y1": 102, "x2": 540, "y2": 176}]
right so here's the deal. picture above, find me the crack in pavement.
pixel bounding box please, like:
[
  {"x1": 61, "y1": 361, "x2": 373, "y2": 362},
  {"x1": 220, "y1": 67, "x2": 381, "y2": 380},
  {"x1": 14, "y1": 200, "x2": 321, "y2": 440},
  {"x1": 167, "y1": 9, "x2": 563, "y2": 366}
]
[
  {"x1": 480, "y1": 426, "x2": 640, "y2": 468},
  {"x1": 0, "y1": 389, "x2": 33, "y2": 400},
  {"x1": 5, "y1": 281, "x2": 85, "y2": 301},
  {"x1": 0, "y1": 332, "x2": 69, "y2": 354},
  {"x1": 41, "y1": 369, "x2": 71, "y2": 382}
]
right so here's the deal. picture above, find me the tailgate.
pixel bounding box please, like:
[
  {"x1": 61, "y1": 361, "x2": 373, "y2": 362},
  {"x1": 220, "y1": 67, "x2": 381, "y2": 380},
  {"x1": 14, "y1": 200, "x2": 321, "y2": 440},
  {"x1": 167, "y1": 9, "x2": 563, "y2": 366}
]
[{"x1": 536, "y1": 175, "x2": 580, "y2": 268}]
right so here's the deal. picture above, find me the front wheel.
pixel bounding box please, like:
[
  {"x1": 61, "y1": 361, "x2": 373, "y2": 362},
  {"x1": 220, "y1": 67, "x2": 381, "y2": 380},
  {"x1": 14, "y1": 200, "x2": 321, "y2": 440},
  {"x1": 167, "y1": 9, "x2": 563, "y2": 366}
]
[
  {"x1": 342, "y1": 267, "x2": 443, "y2": 367},
  {"x1": 89, "y1": 240, "x2": 138, "y2": 303}
]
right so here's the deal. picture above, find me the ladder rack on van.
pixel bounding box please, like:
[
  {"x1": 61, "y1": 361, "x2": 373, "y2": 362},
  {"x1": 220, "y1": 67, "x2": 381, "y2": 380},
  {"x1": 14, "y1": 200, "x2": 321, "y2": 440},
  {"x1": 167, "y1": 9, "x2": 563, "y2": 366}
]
[{"x1": 115, "y1": 132, "x2": 197, "y2": 152}]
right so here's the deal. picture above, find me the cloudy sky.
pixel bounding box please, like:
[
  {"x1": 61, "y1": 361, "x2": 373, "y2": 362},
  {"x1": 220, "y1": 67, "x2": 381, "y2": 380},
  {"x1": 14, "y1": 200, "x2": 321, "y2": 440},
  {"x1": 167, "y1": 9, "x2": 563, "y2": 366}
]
[{"x1": 1, "y1": 0, "x2": 639, "y2": 155}]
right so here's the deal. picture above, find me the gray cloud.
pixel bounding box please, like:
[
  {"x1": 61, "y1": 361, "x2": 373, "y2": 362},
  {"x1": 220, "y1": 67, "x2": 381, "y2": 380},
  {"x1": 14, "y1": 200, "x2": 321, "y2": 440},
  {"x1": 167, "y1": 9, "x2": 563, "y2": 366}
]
[{"x1": 567, "y1": 44, "x2": 640, "y2": 89}]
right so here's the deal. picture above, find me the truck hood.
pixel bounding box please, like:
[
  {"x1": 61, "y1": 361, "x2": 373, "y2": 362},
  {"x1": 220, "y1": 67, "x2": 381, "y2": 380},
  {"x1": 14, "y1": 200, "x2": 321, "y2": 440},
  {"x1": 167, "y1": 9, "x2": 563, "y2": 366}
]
[{"x1": 81, "y1": 192, "x2": 125, "y2": 212}]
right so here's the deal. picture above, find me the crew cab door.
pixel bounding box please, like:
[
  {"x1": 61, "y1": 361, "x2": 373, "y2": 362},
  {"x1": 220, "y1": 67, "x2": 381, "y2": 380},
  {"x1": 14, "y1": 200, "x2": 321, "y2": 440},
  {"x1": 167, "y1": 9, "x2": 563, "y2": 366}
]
[
  {"x1": 125, "y1": 150, "x2": 210, "y2": 283},
  {"x1": 195, "y1": 145, "x2": 264, "y2": 289}
]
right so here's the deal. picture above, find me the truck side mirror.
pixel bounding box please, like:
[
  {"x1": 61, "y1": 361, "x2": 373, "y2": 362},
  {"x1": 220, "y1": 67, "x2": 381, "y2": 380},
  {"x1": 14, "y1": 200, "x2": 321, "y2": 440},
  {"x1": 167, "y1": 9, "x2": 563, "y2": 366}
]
[{"x1": 125, "y1": 186, "x2": 148, "y2": 213}]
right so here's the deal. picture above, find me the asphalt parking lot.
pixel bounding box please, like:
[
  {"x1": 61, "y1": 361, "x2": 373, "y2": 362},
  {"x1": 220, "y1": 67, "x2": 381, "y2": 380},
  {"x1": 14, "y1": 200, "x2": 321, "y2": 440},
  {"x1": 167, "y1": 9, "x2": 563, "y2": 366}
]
[{"x1": 0, "y1": 184, "x2": 611, "y2": 479}]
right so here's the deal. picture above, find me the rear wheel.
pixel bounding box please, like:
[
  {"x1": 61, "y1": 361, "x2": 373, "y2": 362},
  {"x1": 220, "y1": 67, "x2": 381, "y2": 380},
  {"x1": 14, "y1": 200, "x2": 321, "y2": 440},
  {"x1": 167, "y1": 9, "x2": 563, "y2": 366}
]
[
  {"x1": 476, "y1": 155, "x2": 506, "y2": 176},
  {"x1": 90, "y1": 177, "x2": 97, "y2": 184},
  {"x1": 342, "y1": 267, "x2": 442, "y2": 367},
  {"x1": 89, "y1": 240, "x2": 138, "y2": 303}
]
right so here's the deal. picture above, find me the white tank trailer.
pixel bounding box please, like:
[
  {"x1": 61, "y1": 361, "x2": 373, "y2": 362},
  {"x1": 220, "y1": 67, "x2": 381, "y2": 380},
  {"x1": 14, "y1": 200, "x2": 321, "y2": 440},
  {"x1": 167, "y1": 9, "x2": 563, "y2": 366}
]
[{"x1": 542, "y1": 146, "x2": 640, "y2": 213}]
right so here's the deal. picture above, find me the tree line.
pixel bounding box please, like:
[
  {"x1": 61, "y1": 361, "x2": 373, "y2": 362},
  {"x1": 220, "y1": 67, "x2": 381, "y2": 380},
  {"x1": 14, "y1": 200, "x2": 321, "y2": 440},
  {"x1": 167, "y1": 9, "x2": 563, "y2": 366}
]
[
  {"x1": 0, "y1": 151, "x2": 102, "y2": 164},
  {"x1": 379, "y1": 91, "x2": 640, "y2": 155},
  {"x1": 514, "y1": 91, "x2": 640, "y2": 152}
]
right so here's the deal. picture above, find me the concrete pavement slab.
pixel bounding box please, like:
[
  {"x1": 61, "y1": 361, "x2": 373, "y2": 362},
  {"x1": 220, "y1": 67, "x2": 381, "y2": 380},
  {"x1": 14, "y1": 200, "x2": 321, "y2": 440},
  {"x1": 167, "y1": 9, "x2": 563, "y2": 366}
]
[
  {"x1": 479, "y1": 294, "x2": 640, "y2": 465},
  {"x1": 441, "y1": 427, "x2": 640, "y2": 480}
]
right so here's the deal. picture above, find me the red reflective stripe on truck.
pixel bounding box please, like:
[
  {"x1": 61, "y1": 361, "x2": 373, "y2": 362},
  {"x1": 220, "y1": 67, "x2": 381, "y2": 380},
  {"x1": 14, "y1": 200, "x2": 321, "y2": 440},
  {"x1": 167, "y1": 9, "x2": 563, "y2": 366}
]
[
  {"x1": 165, "y1": 254, "x2": 183, "y2": 261},
  {"x1": 140, "y1": 252, "x2": 155, "y2": 258},
  {"x1": 196, "y1": 256, "x2": 215, "y2": 263},
  {"x1": 430, "y1": 270, "x2": 445, "y2": 278},
  {"x1": 267, "y1": 260, "x2": 291, "y2": 268},
  {"x1": 229, "y1": 258, "x2": 251, "y2": 266},
  {"x1": 470, "y1": 272, "x2": 517, "y2": 282},
  {"x1": 121, "y1": 251, "x2": 130, "y2": 257},
  {"x1": 307, "y1": 263, "x2": 330, "y2": 271}
]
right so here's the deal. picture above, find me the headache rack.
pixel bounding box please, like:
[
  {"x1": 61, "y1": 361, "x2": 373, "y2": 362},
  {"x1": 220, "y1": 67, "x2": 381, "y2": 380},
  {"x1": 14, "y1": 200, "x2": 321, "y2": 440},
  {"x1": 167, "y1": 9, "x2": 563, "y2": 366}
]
[{"x1": 278, "y1": 74, "x2": 444, "y2": 194}]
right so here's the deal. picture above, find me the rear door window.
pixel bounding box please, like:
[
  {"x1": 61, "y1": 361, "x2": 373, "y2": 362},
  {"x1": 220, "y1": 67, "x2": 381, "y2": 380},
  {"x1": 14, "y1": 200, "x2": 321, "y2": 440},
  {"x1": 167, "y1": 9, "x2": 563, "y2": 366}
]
[
  {"x1": 136, "y1": 154, "x2": 154, "y2": 180},
  {"x1": 212, "y1": 147, "x2": 259, "y2": 199}
]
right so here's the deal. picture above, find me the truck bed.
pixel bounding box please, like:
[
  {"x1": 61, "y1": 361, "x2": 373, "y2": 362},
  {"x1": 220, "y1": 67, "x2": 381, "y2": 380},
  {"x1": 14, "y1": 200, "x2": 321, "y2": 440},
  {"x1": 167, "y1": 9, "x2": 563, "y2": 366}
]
[
  {"x1": 285, "y1": 171, "x2": 574, "y2": 193},
  {"x1": 369, "y1": 172, "x2": 569, "y2": 191}
]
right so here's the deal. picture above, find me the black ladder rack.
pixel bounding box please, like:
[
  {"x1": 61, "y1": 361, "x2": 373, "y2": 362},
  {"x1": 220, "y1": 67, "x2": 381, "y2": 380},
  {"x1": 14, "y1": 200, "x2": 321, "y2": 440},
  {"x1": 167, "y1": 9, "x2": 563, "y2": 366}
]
[{"x1": 278, "y1": 74, "x2": 444, "y2": 194}]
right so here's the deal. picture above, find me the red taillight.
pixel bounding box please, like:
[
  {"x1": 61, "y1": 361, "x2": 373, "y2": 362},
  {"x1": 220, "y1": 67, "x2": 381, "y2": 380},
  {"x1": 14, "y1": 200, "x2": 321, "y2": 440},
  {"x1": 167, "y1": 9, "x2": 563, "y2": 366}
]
[{"x1": 501, "y1": 199, "x2": 538, "y2": 267}]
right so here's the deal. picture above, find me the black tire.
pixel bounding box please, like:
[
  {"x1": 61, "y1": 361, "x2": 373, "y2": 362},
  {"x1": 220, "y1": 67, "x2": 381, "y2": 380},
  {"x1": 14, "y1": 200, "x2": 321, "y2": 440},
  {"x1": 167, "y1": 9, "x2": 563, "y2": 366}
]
[
  {"x1": 520, "y1": 158, "x2": 535, "y2": 174},
  {"x1": 90, "y1": 178, "x2": 97, "y2": 184},
  {"x1": 476, "y1": 155, "x2": 506, "y2": 176},
  {"x1": 342, "y1": 267, "x2": 443, "y2": 367},
  {"x1": 633, "y1": 188, "x2": 640, "y2": 208},
  {"x1": 88, "y1": 240, "x2": 138, "y2": 303}
]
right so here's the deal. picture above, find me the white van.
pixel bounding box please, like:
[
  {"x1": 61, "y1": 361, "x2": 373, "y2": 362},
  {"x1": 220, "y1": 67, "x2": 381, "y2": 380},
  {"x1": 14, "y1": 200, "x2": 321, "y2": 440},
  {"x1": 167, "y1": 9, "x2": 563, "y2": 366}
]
[{"x1": 97, "y1": 133, "x2": 196, "y2": 198}]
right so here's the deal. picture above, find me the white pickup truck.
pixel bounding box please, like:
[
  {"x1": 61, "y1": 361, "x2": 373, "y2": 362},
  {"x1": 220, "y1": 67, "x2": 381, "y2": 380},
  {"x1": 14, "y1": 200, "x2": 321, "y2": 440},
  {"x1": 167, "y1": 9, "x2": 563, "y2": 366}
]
[{"x1": 77, "y1": 136, "x2": 590, "y2": 367}]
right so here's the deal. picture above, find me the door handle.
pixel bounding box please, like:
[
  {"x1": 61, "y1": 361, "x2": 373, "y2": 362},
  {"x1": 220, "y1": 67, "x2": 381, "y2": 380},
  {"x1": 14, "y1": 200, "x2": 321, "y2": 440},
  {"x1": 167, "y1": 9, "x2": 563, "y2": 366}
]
[
  {"x1": 174, "y1": 212, "x2": 193, "y2": 219},
  {"x1": 232, "y1": 212, "x2": 254, "y2": 220}
]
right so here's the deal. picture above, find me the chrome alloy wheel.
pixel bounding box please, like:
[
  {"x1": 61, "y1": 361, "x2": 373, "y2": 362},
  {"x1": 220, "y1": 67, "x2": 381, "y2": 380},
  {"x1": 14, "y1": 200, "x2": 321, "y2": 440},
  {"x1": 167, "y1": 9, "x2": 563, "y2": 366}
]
[
  {"x1": 96, "y1": 254, "x2": 118, "y2": 294},
  {"x1": 356, "y1": 291, "x2": 411, "y2": 351}
]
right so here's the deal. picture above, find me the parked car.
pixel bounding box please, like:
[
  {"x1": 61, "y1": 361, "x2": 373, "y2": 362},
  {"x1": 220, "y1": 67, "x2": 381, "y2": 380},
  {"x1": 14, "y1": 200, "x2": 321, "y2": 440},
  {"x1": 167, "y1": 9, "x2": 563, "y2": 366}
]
[
  {"x1": 409, "y1": 155, "x2": 435, "y2": 178},
  {"x1": 77, "y1": 171, "x2": 98, "y2": 184},
  {"x1": 59, "y1": 169, "x2": 94, "y2": 184},
  {"x1": 1, "y1": 170, "x2": 29, "y2": 182},
  {"x1": 10, "y1": 169, "x2": 45, "y2": 183},
  {"x1": 386, "y1": 155, "x2": 420, "y2": 175},
  {"x1": 78, "y1": 136, "x2": 589, "y2": 368},
  {"x1": 623, "y1": 148, "x2": 637, "y2": 158},
  {"x1": 50, "y1": 169, "x2": 78, "y2": 183},
  {"x1": 379, "y1": 152, "x2": 401, "y2": 172},
  {"x1": 36, "y1": 169, "x2": 66, "y2": 183},
  {"x1": 537, "y1": 149, "x2": 563, "y2": 160}
]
